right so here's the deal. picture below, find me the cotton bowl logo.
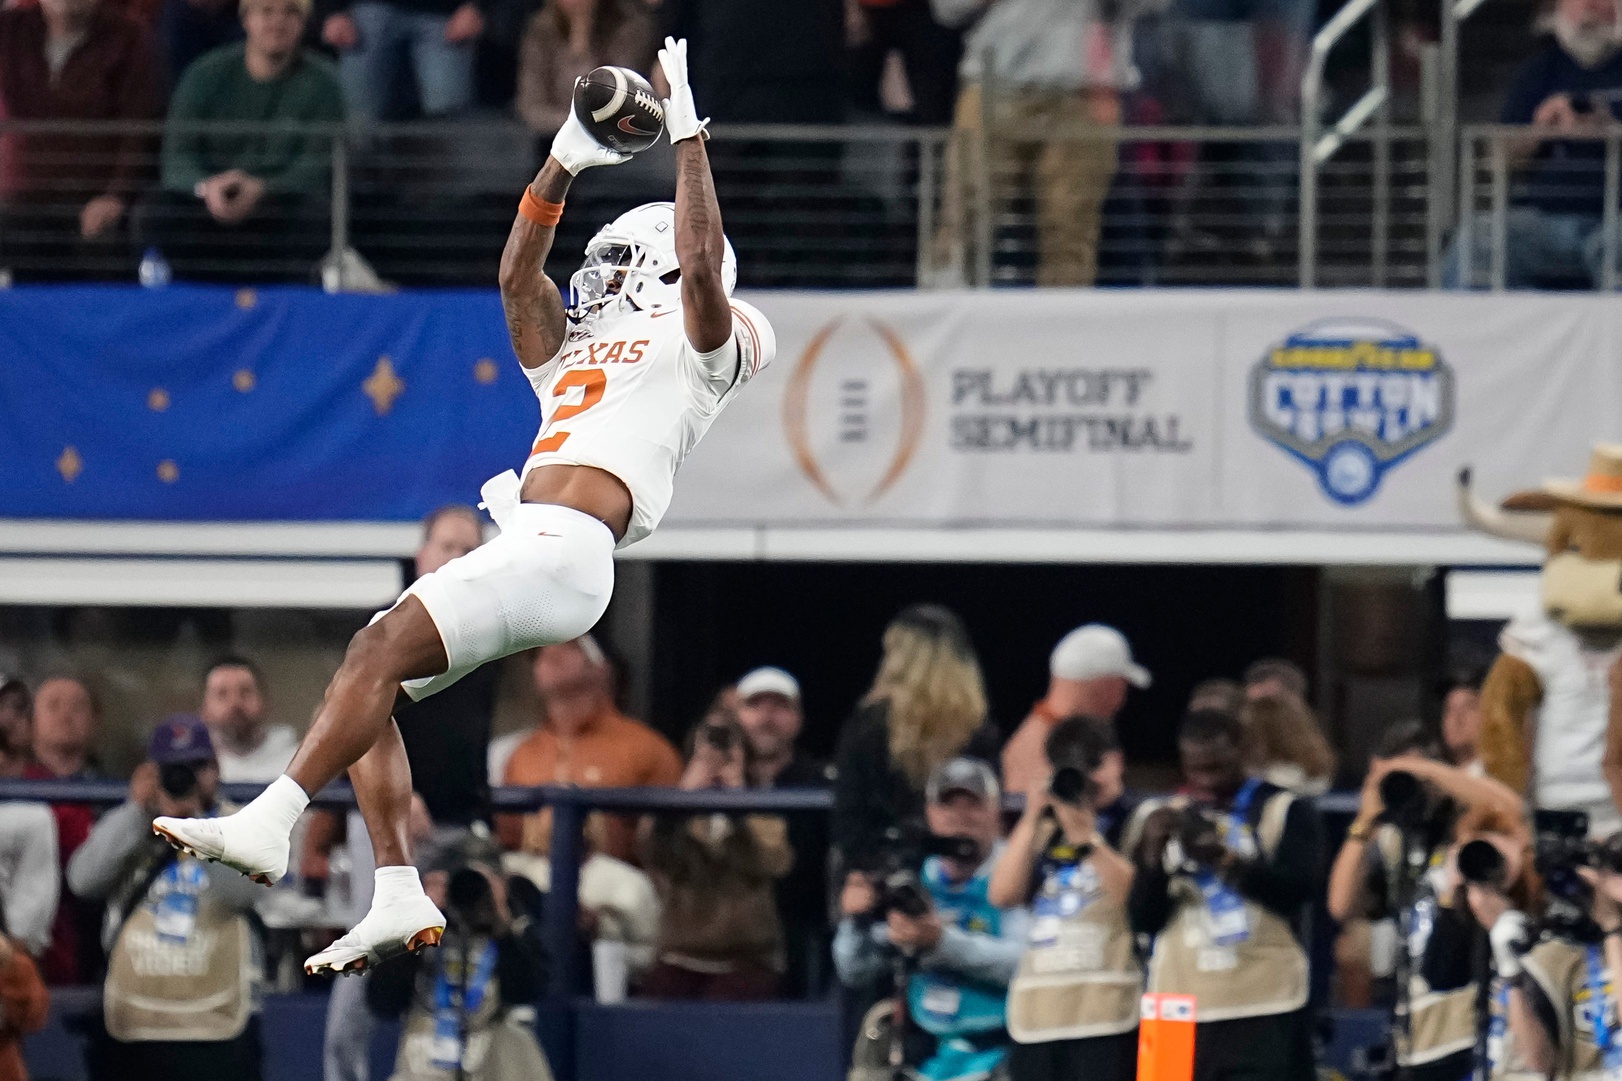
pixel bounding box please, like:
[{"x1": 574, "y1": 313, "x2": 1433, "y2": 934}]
[{"x1": 1249, "y1": 318, "x2": 1455, "y2": 505}]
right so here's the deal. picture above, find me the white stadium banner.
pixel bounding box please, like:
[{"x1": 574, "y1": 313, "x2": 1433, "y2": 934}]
[{"x1": 632, "y1": 289, "x2": 1622, "y2": 565}]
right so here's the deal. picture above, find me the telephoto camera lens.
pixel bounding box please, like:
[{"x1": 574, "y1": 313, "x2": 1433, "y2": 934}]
[
  {"x1": 701, "y1": 722, "x2": 738, "y2": 753},
  {"x1": 1378, "y1": 770, "x2": 1427, "y2": 828},
  {"x1": 158, "y1": 762, "x2": 200, "y2": 799},
  {"x1": 1456, "y1": 838, "x2": 1509, "y2": 889},
  {"x1": 1049, "y1": 765, "x2": 1095, "y2": 807},
  {"x1": 447, "y1": 866, "x2": 498, "y2": 932}
]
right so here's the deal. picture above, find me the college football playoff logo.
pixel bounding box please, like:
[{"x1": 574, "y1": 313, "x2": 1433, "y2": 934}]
[
  {"x1": 782, "y1": 318, "x2": 927, "y2": 506},
  {"x1": 1249, "y1": 318, "x2": 1455, "y2": 505}
]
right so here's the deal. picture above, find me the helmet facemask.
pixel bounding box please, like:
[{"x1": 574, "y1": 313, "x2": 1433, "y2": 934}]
[{"x1": 567, "y1": 232, "x2": 682, "y2": 323}]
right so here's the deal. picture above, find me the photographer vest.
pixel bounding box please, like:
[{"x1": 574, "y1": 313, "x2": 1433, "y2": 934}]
[
  {"x1": 1139, "y1": 786, "x2": 1309, "y2": 1022},
  {"x1": 1513, "y1": 937, "x2": 1621, "y2": 1081},
  {"x1": 1372, "y1": 825, "x2": 1479, "y2": 1067},
  {"x1": 102, "y1": 854, "x2": 257, "y2": 1042},
  {"x1": 394, "y1": 936, "x2": 554, "y2": 1081},
  {"x1": 1007, "y1": 821, "x2": 1142, "y2": 1042}
]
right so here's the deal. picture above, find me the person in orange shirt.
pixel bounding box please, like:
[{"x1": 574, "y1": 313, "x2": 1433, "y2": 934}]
[
  {"x1": 0, "y1": 926, "x2": 49, "y2": 1081},
  {"x1": 1001, "y1": 624, "x2": 1150, "y2": 797},
  {"x1": 500, "y1": 636, "x2": 682, "y2": 863}
]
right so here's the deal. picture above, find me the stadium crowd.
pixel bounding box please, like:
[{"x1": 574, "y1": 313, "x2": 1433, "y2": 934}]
[
  {"x1": 0, "y1": 0, "x2": 1615, "y2": 287},
  {"x1": 16, "y1": 496, "x2": 1621, "y2": 1081}
]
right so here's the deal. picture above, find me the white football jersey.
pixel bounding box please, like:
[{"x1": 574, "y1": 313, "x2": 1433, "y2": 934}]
[{"x1": 520, "y1": 300, "x2": 775, "y2": 546}]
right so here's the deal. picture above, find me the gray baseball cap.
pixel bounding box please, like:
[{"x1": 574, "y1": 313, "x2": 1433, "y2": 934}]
[{"x1": 925, "y1": 757, "x2": 1000, "y2": 805}]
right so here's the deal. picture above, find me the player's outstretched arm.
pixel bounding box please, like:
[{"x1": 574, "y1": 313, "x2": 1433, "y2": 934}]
[
  {"x1": 498, "y1": 159, "x2": 573, "y2": 370},
  {"x1": 498, "y1": 109, "x2": 631, "y2": 369},
  {"x1": 660, "y1": 37, "x2": 733, "y2": 355}
]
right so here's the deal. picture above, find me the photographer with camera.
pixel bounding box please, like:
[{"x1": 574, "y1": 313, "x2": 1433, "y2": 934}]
[
  {"x1": 366, "y1": 832, "x2": 550, "y2": 1081},
  {"x1": 1127, "y1": 709, "x2": 1325, "y2": 1081},
  {"x1": 1326, "y1": 722, "x2": 1528, "y2": 1081},
  {"x1": 639, "y1": 711, "x2": 793, "y2": 1001},
  {"x1": 1461, "y1": 823, "x2": 1622, "y2": 1081},
  {"x1": 67, "y1": 716, "x2": 266, "y2": 1081},
  {"x1": 991, "y1": 717, "x2": 1141, "y2": 1081},
  {"x1": 835, "y1": 757, "x2": 1027, "y2": 1081}
]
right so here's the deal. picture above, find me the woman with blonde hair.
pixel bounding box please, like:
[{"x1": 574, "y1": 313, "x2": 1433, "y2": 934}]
[
  {"x1": 1241, "y1": 691, "x2": 1336, "y2": 796},
  {"x1": 831, "y1": 604, "x2": 1000, "y2": 869}
]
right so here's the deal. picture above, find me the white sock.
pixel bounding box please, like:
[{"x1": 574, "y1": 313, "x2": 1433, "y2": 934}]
[
  {"x1": 373, "y1": 865, "x2": 425, "y2": 905},
  {"x1": 244, "y1": 775, "x2": 310, "y2": 835}
]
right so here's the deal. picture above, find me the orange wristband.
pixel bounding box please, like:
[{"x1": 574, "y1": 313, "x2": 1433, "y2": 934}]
[{"x1": 519, "y1": 188, "x2": 564, "y2": 227}]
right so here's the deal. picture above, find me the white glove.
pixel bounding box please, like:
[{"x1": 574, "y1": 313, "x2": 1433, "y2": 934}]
[
  {"x1": 549, "y1": 106, "x2": 630, "y2": 176},
  {"x1": 1489, "y1": 909, "x2": 1529, "y2": 978},
  {"x1": 658, "y1": 36, "x2": 709, "y2": 143}
]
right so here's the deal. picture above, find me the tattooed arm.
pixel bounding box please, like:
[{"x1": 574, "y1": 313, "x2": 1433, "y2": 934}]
[
  {"x1": 660, "y1": 36, "x2": 733, "y2": 357},
  {"x1": 497, "y1": 159, "x2": 573, "y2": 370},
  {"x1": 673, "y1": 136, "x2": 732, "y2": 355}
]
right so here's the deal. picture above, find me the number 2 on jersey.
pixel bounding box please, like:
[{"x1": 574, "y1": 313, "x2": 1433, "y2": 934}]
[{"x1": 532, "y1": 369, "x2": 606, "y2": 454}]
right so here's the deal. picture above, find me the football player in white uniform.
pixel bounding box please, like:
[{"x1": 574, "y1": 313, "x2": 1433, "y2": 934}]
[{"x1": 153, "y1": 37, "x2": 775, "y2": 974}]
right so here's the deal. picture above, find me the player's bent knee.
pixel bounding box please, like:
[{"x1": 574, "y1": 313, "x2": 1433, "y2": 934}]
[{"x1": 344, "y1": 601, "x2": 445, "y2": 683}]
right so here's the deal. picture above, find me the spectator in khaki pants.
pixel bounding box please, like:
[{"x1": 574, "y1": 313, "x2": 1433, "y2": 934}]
[{"x1": 929, "y1": 0, "x2": 1145, "y2": 286}]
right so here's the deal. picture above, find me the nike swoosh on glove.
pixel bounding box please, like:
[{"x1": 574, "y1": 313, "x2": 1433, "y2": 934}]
[{"x1": 550, "y1": 106, "x2": 631, "y2": 176}]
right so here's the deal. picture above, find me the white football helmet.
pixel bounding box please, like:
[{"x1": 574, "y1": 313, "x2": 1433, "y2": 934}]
[{"x1": 567, "y1": 202, "x2": 738, "y2": 323}]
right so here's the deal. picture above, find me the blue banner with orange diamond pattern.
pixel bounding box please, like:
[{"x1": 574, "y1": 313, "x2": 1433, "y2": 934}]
[{"x1": 0, "y1": 284, "x2": 537, "y2": 521}]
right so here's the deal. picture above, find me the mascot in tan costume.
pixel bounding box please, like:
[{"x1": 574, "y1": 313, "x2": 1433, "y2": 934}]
[{"x1": 1458, "y1": 444, "x2": 1622, "y2": 836}]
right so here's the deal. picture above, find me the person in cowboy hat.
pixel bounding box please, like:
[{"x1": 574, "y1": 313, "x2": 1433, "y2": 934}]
[{"x1": 1458, "y1": 443, "x2": 1622, "y2": 835}]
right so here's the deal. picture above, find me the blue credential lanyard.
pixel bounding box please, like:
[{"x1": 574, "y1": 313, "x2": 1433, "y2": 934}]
[
  {"x1": 431, "y1": 941, "x2": 498, "y2": 1070},
  {"x1": 1487, "y1": 980, "x2": 1509, "y2": 1074},
  {"x1": 1585, "y1": 943, "x2": 1622, "y2": 1066},
  {"x1": 1196, "y1": 778, "x2": 1263, "y2": 948},
  {"x1": 1228, "y1": 778, "x2": 1262, "y2": 839}
]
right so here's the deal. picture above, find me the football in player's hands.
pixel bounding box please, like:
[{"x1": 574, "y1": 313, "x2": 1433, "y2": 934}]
[{"x1": 572, "y1": 66, "x2": 665, "y2": 155}]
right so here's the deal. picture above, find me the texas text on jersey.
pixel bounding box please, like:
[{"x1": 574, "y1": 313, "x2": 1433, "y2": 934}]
[{"x1": 522, "y1": 297, "x2": 775, "y2": 548}]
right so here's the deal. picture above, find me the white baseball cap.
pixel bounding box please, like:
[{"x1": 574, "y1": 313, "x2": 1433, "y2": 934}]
[
  {"x1": 1049, "y1": 624, "x2": 1151, "y2": 688},
  {"x1": 737, "y1": 666, "x2": 800, "y2": 702}
]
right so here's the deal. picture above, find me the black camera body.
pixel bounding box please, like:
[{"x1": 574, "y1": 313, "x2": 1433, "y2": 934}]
[
  {"x1": 874, "y1": 869, "x2": 932, "y2": 920},
  {"x1": 1164, "y1": 803, "x2": 1232, "y2": 874},
  {"x1": 1465, "y1": 809, "x2": 1622, "y2": 945},
  {"x1": 863, "y1": 829, "x2": 981, "y2": 921},
  {"x1": 1531, "y1": 808, "x2": 1622, "y2": 942}
]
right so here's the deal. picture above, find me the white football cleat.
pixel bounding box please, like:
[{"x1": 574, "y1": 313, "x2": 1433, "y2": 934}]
[
  {"x1": 153, "y1": 812, "x2": 290, "y2": 886},
  {"x1": 304, "y1": 892, "x2": 446, "y2": 976}
]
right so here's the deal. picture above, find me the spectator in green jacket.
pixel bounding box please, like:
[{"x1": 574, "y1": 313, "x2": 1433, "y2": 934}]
[{"x1": 139, "y1": 0, "x2": 343, "y2": 280}]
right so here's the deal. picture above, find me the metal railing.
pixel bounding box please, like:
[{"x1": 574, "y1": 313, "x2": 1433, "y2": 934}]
[
  {"x1": 0, "y1": 116, "x2": 1615, "y2": 291},
  {"x1": 1298, "y1": 0, "x2": 1391, "y2": 287},
  {"x1": 1456, "y1": 125, "x2": 1622, "y2": 291},
  {"x1": 0, "y1": 775, "x2": 1362, "y2": 994},
  {"x1": 0, "y1": 777, "x2": 831, "y2": 1003}
]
